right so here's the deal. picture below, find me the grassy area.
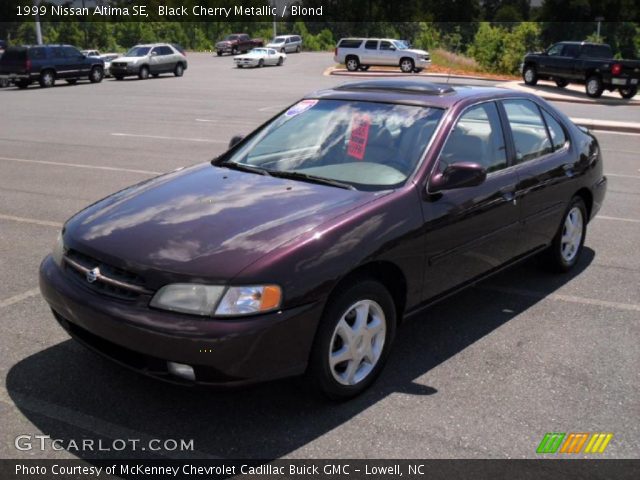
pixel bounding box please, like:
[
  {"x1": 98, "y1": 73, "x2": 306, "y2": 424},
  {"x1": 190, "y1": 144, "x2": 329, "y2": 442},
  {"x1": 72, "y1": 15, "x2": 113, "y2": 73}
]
[{"x1": 429, "y1": 48, "x2": 519, "y2": 80}]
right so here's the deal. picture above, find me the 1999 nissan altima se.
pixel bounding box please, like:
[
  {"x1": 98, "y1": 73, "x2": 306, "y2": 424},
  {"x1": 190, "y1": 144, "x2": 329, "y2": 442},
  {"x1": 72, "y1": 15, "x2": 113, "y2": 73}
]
[{"x1": 40, "y1": 81, "x2": 606, "y2": 398}]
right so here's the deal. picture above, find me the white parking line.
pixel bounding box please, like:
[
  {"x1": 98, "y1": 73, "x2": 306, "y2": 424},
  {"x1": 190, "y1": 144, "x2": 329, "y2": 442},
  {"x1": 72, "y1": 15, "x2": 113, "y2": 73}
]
[
  {"x1": 111, "y1": 133, "x2": 226, "y2": 144},
  {"x1": 195, "y1": 118, "x2": 256, "y2": 126},
  {"x1": 597, "y1": 215, "x2": 640, "y2": 224},
  {"x1": 0, "y1": 156, "x2": 161, "y2": 175},
  {"x1": 0, "y1": 289, "x2": 41, "y2": 309},
  {"x1": 594, "y1": 131, "x2": 640, "y2": 137},
  {"x1": 0, "y1": 213, "x2": 62, "y2": 228},
  {"x1": 606, "y1": 173, "x2": 640, "y2": 180},
  {"x1": 0, "y1": 389, "x2": 220, "y2": 460},
  {"x1": 484, "y1": 286, "x2": 640, "y2": 312}
]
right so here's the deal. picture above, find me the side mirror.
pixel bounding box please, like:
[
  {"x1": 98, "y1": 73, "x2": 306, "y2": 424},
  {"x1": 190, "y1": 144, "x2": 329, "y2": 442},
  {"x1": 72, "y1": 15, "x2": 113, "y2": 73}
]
[
  {"x1": 228, "y1": 134, "x2": 244, "y2": 149},
  {"x1": 429, "y1": 162, "x2": 486, "y2": 192}
]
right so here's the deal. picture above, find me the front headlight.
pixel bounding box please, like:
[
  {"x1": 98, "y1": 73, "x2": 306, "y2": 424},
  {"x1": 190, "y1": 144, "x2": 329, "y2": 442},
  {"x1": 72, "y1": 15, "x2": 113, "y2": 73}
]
[
  {"x1": 150, "y1": 284, "x2": 225, "y2": 316},
  {"x1": 149, "y1": 284, "x2": 282, "y2": 317},
  {"x1": 215, "y1": 285, "x2": 282, "y2": 316},
  {"x1": 52, "y1": 231, "x2": 65, "y2": 266}
]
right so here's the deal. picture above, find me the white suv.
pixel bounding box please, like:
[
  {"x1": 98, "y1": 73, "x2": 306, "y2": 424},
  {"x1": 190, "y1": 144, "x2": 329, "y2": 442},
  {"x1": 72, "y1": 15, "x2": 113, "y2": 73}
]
[{"x1": 334, "y1": 38, "x2": 431, "y2": 73}]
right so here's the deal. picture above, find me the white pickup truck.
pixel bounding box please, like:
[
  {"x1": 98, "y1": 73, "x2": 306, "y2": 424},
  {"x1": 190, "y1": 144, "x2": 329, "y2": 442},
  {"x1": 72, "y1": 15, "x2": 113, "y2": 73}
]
[{"x1": 334, "y1": 38, "x2": 431, "y2": 73}]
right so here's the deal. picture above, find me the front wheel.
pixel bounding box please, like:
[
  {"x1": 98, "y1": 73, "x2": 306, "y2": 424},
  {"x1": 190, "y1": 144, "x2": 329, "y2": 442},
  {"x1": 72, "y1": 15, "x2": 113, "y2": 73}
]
[
  {"x1": 308, "y1": 279, "x2": 396, "y2": 399},
  {"x1": 543, "y1": 197, "x2": 587, "y2": 272},
  {"x1": 523, "y1": 65, "x2": 538, "y2": 86},
  {"x1": 89, "y1": 66, "x2": 103, "y2": 83},
  {"x1": 619, "y1": 86, "x2": 637, "y2": 99},
  {"x1": 138, "y1": 66, "x2": 149, "y2": 80},
  {"x1": 585, "y1": 75, "x2": 604, "y2": 98},
  {"x1": 555, "y1": 78, "x2": 568, "y2": 88},
  {"x1": 399, "y1": 58, "x2": 414, "y2": 73},
  {"x1": 277, "y1": 57, "x2": 283, "y2": 66},
  {"x1": 231, "y1": 47, "x2": 238, "y2": 55},
  {"x1": 258, "y1": 59, "x2": 264, "y2": 68},
  {"x1": 174, "y1": 63, "x2": 184, "y2": 77},
  {"x1": 216, "y1": 51, "x2": 222, "y2": 57},
  {"x1": 39, "y1": 70, "x2": 55, "y2": 88},
  {"x1": 345, "y1": 56, "x2": 359, "y2": 72}
]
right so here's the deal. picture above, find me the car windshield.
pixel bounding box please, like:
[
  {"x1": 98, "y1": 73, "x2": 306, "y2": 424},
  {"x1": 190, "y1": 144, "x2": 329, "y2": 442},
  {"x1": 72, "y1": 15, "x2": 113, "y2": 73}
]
[
  {"x1": 393, "y1": 40, "x2": 410, "y2": 50},
  {"x1": 250, "y1": 48, "x2": 267, "y2": 54},
  {"x1": 125, "y1": 47, "x2": 150, "y2": 57},
  {"x1": 222, "y1": 99, "x2": 443, "y2": 190},
  {"x1": 272, "y1": 37, "x2": 285, "y2": 43},
  {"x1": 225, "y1": 35, "x2": 238, "y2": 41}
]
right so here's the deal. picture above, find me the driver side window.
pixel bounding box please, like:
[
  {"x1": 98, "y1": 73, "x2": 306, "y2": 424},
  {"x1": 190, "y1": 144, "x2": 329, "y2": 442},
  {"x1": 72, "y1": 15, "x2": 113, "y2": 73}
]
[
  {"x1": 547, "y1": 44, "x2": 563, "y2": 56},
  {"x1": 438, "y1": 102, "x2": 507, "y2": 174}
]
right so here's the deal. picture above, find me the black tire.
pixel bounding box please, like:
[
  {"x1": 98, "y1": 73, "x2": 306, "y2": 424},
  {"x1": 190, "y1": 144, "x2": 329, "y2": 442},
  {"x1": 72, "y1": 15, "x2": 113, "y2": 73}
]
[
  {"x1": 0, "y1": 78, "x2": 10, "y2": 88},
  {"x1": 152, "y1": 73, "x2": 159, "y2": 78},
  {"x1": 358, "y1": 65, "x2": 370, "y2": 71},
  {"x1": 542, "y1": 196, "x2": 587, "y2": 273},
  {"x1": 277, "y1": 57, "x2": 283, "y2": 66},
  {"x1": 216, "y1": 51, "x2": 222, "y2": 57},
  {"x1": 258, "y1": 59, "x2": 264, "y2": 68},
  {"x1": 231, "y1": 47, "x2": 238, "y2": 55},
  {"x1": 414, "y1": 67, "x2": 424, "y2": 73},
  {"x1": 174, "y1": 63, "x2": 184, "y2": 77},
  {"x1": 399, "y1": 57, "x2": 414, "y2": 73},
  {"x1": 138, "y1": 65, "x2": 149, "y2": 80},
  {"x1": 65, "y1": 79, "x2": 78, "y2": 85},
  {"x1": 619, "y1": 86, "x2": 637, "y2": 99},
  {"x1": 585, "y1": 75, "x2": 604, "y2": 98},
  {"x1": 555, "y1": 78, "x2": 568, "y2": 88},
  {"x1": 39, "y1": 70, "x2": 55, "y2": 88},
  {"x1": 345, "y1": 56, "x2": 359, "y2": 72},
  {"x1": 280, "y1": 48, "x2": 285, "y2": 53},
  {"x1": 523, "y1": 65, "x2": 538, "y2": 85},
  {"x1": 89, "y1": 66, "x2": 103, "y2": 83},
  {"x1": 308, "y1": 279, "x2": 397, "y2": 399},
  {"x1": 296, "y1": 45, "x2": 301, "y2": 53},
  {"x1": 16, "y1": 80, "x2": 30, "y2": 89},
  {"x1": 114, "y1": 75, "x2": 124, "y2": 81}
]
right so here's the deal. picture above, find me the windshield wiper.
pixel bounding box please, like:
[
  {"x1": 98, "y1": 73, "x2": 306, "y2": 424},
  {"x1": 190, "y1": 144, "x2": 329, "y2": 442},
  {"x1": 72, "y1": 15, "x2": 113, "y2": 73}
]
[
  {"x1": 219, "y1": 162, "x2": 271, "y2": 176},
  {"x1": 267, "y1": 170, "x2": 356, "y2": 190}
]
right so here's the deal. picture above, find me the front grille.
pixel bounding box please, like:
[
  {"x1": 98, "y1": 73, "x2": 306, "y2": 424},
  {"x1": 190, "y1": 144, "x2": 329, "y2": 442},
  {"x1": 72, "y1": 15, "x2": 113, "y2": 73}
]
[
  {"x1": 111, "y1": 62, "x2": 127, "y2": 68},
  {"x1": 63, "y1": 249, "x2": 152, "y2": 300}
]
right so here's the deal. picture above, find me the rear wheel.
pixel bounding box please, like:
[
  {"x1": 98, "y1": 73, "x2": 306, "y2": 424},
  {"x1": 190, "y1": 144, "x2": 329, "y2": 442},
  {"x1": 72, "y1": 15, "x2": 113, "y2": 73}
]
[
  {"x1": 89, "y1": 66, "x2": 103, "y2": 83},
  {"x1": 523, "y1": 65, "x2": 538, "y2": 85},
  {"x1": 619, "y1": 86, "x2": 637, "y2": 99},
  {"x1": 308, "y1": 279, "x2": 396, "y2": 399},
  {"x1": 174, "y1": 63, "x2": 184, "y2": 77},
  {"x1": 39, "y1": 70, "x2": 55, "y2": 88},
  {"x1": 585, "y1": 75, "x2": 604, "y2": 98},
  {"x1": 258, "y1": 59, "x2": 264, "y2": 68},
  {"x1": 399, "y1": 58, "x2": 414, "y2": 73},
  {"x1": 555, "y1": 78, "x2": 568, "y2": 88},
  {"x1": 543, "y1": 197, "x2": 587, "y2": 272},
  {"x1": 345, "y1": 56, "x2": 360, "y2": 72},
  {"x1": 138, "y1": 65, "x2": 149, "y2": 80}
]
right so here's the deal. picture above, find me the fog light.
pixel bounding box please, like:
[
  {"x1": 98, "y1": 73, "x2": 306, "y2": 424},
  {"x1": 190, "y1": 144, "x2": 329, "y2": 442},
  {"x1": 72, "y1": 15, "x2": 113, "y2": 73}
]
[{"x1": 167, "y1": 361, "x2": 195, "y2": 381}]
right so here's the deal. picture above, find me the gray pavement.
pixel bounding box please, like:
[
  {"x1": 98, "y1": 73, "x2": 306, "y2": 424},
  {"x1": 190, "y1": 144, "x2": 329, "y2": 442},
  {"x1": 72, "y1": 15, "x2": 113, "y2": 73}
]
[{"x1": 0, "y1": 52, "x2": 638, "y2": 460}]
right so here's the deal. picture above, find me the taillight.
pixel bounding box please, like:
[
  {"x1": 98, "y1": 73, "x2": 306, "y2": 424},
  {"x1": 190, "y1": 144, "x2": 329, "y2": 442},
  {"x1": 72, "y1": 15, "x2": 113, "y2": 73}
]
[
  {"x1": 612, "y1": 63, "x2": 622, "y2": 76},
  {"x1": 25, "y1": 59, "x2": 31, "y2": 72}
]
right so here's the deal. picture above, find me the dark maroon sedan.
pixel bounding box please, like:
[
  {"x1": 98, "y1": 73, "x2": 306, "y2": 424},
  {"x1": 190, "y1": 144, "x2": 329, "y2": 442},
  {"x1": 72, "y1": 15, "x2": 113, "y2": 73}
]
[{"x1": 39, "y1": 81, "x2": 606, "y2": 398}]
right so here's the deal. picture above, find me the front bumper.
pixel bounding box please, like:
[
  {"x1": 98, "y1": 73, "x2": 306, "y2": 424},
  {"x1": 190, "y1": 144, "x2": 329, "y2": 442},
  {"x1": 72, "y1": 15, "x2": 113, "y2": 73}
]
[
  {"x1": 0, "y1": 73, "x2": 30, "y2": 82},
  {"x1": 591, "y1": 176, "x2": 607, "y2": 221},
  {"x1": 109, "y1": 64, "x2": 138, "y2": 76},
  {"x1": 415, "y1": 58, "x2": 431, "y2": 68},
  {"x1": 39, "y1": 255, "x2": 323, "y2": 387},
  {"x1": 216, "y1": 45, "x2": 234, "y2": 53},
  {"x1": 234, "y1": 58, "x2": 259, "y2": 67}
]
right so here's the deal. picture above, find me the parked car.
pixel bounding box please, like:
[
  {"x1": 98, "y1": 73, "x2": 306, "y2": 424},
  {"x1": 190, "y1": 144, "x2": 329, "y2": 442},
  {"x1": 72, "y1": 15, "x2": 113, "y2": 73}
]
[
  {"x1": 522, "y1": 41, "x2": 640, "y2": 99},
  {"x1": 0, "y1": 44, "x2": 104, "y2": 89},
  {"x1": 334, "y1": 38, "x2": 431, "y2": 73},
  {"x1": 81, "y1": 49, "x2": 100, "y2": 57},
  {"x1": 99, "y1": 53, "x2": 120, "y2": 77},
  {"x1": 215, "y1": 34, "x2": 263, "y2": 56},
  {"x1": 109, "y1": 43, "x2": 187, "y2": 80},
  {"x1": 234, "y1": 48, "x2": 285, "y2": 68},
  {"x1": 0, "y1": 41, "x2": 7, "y2": 88},
  {"x1": 39, "y1": 80, "x2": 606, "y2": 398},
  {"x1": 266, "y1": 35, "x2": 303, "y2": 53}
]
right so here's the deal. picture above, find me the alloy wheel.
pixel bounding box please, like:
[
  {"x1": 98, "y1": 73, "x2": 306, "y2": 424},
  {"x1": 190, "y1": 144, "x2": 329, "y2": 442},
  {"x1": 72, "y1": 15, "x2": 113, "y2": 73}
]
[
  {"x1": 328, "y1": 299, "x2": 387, "y2": 386},
  {"x1": 560, "y1": 206, "x2": 584, "y2": 263}
]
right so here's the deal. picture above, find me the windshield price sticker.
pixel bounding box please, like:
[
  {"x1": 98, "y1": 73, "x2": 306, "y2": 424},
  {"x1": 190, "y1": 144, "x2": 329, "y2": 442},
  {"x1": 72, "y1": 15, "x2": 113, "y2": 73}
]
[
  {"x1": 347, "y1": 114, "x2": 371, "y2": 160},
  {"x1": 285, "y1": 99, "x2": 318, "y2": 117}
]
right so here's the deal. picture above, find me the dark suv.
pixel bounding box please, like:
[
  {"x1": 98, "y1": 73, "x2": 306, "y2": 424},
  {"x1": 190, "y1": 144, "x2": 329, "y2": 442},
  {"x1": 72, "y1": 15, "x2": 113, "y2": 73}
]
[{"x1": 0, "y1": 44, "x2": 104, "y2": 89}]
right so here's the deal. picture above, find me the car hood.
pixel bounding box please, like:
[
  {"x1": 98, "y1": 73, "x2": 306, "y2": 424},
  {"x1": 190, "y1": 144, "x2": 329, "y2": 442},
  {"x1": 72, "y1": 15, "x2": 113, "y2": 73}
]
[
  {"x1": 406, "y1": 49, "x2": 429, "y2": 56},
  {"x1": 64, "y1": 164, "x2": 376, "y2": 286},
  {"x1": 113, "y1": 56, "x2": 144, "y2": 63}
]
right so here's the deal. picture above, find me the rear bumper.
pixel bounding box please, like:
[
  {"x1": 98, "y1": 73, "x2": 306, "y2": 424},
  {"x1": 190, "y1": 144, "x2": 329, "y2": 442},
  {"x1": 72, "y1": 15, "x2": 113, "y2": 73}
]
[
  {"x1": 0, "y1": 73, "x2": 30, "y2": 81},
  {"x1": 39, "y1": 255, "x2": 323, "y2": 387}
]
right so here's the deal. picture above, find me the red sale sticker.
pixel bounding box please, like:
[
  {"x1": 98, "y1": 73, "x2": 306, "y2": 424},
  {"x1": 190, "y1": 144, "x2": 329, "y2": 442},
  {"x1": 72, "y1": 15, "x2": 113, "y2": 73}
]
[
  {"x1": 347, "y1": 114, "x2": 371, "y2": 160},
  {"x1": 285, "y1": 99, "x2": 318, "y2": 117}
]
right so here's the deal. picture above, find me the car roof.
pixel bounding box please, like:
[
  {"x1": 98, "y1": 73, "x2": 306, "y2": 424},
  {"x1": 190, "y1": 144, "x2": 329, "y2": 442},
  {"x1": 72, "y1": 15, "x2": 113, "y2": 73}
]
[
  {"x1": 132, "y1": 43, "x2": 171, "y2": 47},
  {"x1": 557, "y1": 41, "x2": 609, "y2": 47},
  {"x1": 305, "y1": 80, "x2": 538, "y2": 109}
]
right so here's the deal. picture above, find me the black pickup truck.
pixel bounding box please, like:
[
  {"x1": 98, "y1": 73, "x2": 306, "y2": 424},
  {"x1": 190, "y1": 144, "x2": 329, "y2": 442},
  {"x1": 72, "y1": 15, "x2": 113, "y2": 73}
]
[{"x1": 522, "y1": 41, "x2": 640, "y2": 99}]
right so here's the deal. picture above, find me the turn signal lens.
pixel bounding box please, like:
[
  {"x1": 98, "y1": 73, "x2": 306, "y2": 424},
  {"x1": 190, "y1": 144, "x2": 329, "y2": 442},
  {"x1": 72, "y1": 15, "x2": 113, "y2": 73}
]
[{"x1": 215, "y1": 285, "x2": 282, "y2": 316}]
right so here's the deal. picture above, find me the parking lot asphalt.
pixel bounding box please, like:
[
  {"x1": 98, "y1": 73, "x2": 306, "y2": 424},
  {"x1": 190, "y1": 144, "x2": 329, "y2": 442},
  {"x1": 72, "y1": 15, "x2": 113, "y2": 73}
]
[{"x1": 0, "y1": 52, "x2": 638, "y2": 460}]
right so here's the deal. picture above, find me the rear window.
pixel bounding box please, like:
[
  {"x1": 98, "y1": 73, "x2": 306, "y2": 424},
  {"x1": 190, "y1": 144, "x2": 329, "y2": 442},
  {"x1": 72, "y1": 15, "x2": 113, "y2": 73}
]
[
  {"x1": 338, "y1": 39, "x2": 363, "y2": 49},
  {"x1": 581, "y1": 44, "x2": 612, "y2": 58},
  {"x1": 1, "y1": 47, "x2": 27, "y2": 61}
]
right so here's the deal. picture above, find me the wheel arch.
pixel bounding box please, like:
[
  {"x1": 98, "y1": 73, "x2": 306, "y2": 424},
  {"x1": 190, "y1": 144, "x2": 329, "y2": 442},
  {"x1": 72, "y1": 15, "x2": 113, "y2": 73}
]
[{"x1": 574, "y1": 187, "x2": 593, "y2": 222}]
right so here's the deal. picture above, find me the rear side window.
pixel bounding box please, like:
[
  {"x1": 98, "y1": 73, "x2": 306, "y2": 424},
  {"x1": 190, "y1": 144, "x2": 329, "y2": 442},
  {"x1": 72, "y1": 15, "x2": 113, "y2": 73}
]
[
  {"x1": 338, "y1": 39, "x2": 362, "y2": 49},
  {"x1": 380, "y1": 41, "x2": 394, "y2": 51},
  {"x1": 365, "y1": 40, "x2": 378, "y2": 50},
  {"x1": 581, "y1": 44, "x2": 612, "y2": 58},
  {"x1": 439, "y1": 102, "x2": 507, "y2": 174},
  {"x1": 541, "y1": 109, "x2": 567, "y2": 151},
  {"x1": 63, "y1": 46, "x2": 81, "y2": 58},
  {"x1": 502, "y1": 99, "x2": 553, "y2": 163},
  {"x1": 29, "y1": 47, "x2": 46, "y2": 60},
  {"x1": 51, "y1": 47, "x2": 64, "y2": 58},
  {"x1": 159, "y1": 46, "x2": 173, "y2": 55},
  {"x1": 562, "y1": 44, "x2": 579, "y2": 57}
]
